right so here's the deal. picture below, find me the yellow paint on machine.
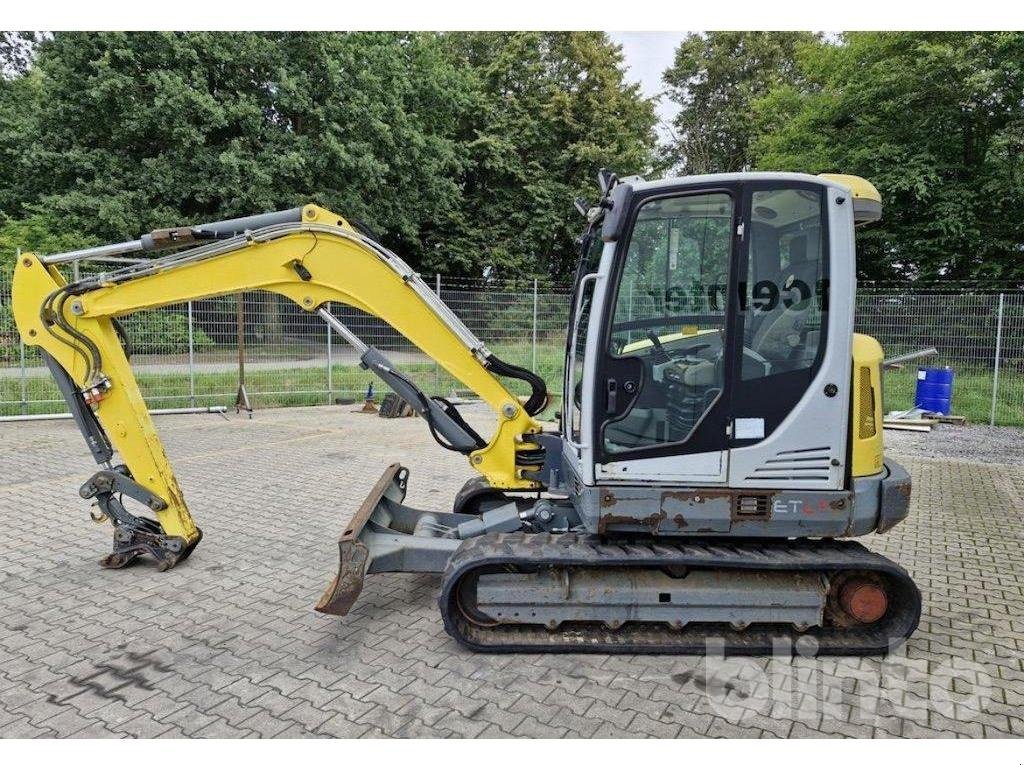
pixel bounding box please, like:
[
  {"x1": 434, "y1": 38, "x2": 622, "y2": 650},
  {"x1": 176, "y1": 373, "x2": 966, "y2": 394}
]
[
  {"x1": 12, "y1": 204, "x2": 542, "y2": 542},
  {"x1": 851, "y1": 333, "x2": 885, "y2": 477}
]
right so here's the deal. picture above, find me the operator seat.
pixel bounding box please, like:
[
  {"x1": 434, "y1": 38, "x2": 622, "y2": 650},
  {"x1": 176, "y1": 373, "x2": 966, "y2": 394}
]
[
  {"x1": 747, "y1": 234, "x2": 820, "y2": 373},
  {"x1": 670, "y1": 233, "x2": 821, "y2": 392}
]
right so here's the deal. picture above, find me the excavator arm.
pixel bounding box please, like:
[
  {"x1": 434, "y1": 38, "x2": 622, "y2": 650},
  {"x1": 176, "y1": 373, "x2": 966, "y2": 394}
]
[{"x1": 11, "y1": 204, "x2": 547, "y2": 572}]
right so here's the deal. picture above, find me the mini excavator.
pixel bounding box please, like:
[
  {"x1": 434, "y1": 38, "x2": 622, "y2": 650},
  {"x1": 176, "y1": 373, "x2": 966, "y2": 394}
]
[{"x1": 12, "y1": 171, "x2": 920, "y2": 655}]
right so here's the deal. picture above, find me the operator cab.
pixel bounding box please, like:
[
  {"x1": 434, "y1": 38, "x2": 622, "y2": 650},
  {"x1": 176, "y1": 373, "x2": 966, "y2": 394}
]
[{"x1": 565, "y1": 172, "x2": 872, "y2": 491}]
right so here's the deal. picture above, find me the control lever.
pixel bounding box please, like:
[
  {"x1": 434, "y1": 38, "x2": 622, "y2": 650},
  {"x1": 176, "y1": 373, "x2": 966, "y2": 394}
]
[{"x1": 646, "y1": 331, "x2": 671, "y2": 365}]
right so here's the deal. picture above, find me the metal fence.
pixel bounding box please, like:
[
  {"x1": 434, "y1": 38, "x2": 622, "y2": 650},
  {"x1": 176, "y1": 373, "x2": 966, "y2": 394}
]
[
  {"x1": 854, "y1": 289, "x2": 1024, "y2": 426},
  {"x1": 0, "y1": 272, "x2": 573, "y2": 417},
  {"x1": 1, "y1": 270, "x2": 1023, "y2": 427}
]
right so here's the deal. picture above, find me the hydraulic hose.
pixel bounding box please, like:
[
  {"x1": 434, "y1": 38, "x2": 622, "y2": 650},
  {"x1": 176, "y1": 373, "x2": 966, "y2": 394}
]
[{"x1": 484, "y1": 354, "x2": 549, "y2": 416}]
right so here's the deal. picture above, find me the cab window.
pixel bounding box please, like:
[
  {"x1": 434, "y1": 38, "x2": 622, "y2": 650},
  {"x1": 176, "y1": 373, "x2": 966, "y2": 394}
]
[
  {"x1": 740, "y1": 187, "x2": 828, "y2": 382},
  {"x1": 603, "y1": 192, "x2": 733, "y2": 452}
]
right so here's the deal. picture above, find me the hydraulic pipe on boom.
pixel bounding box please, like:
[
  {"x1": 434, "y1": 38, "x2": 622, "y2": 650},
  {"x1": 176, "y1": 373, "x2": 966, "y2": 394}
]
[
  {"x1": 40, "y1": 207, "x2": 308, "y2": 264},
  {"x1": 12, "y1": 203, "x2": 547, "y2": 570}
]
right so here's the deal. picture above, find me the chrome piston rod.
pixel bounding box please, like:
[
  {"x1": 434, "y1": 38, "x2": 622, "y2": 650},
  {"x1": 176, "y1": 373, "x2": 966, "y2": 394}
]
[
  {"x1": 317, "y1": 307, "x2": 481, "y2": 452},
  {"x1": 317, "y1": 308, "x2": 369, "y2": 354},
  {"x1": 42, "y1": 239, "x2": 149, "y2": 265}
]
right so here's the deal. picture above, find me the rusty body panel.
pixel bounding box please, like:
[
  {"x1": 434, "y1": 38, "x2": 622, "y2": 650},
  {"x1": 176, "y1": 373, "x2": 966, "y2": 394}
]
[
  {"x1": 593, "y1": 484, "x2": 857, "y2": 537},
  {"x1": 597, "y1": 510, "x2": 667, "y2": 535}
]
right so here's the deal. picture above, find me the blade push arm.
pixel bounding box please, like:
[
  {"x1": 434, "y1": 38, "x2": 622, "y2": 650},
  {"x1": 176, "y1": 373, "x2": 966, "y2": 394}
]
[{"x1": 12, "y1": 204, "x2": 546, "y2": 559}]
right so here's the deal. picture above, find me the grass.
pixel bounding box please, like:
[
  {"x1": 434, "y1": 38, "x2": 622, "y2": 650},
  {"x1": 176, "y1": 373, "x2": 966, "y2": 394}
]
[
  {"x1": 882, "y1": 366, "x2": 1024, "y2": 426},
  {"x1": 2, "y1": 341, "x2": 1021, "y2": 427},
  {"x1": 0, "y1": 341, "x2": 569, "y2": 418}
]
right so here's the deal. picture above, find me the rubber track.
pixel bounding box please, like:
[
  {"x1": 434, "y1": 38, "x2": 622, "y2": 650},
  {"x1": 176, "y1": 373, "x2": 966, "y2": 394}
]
[{"x1": 439, "y1": 533, "x2": 921, "y2": 656}]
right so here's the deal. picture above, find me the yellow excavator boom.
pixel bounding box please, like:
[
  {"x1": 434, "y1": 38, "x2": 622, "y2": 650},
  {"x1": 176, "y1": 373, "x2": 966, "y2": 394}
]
[{"x1": 12, "y1": 204, "x2": 544, "y2": 558}]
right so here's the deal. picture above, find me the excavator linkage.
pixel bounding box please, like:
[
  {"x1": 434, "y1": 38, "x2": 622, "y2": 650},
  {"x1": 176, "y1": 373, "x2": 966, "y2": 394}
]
[{"x1": 13, "y1": 204, "x2": 547, "y2": 573}]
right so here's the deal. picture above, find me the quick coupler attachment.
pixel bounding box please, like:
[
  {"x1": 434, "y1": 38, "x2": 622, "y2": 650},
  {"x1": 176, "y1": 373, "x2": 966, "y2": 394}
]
[
  {"x1": 315, "y1": 464, "x2": 475, "y2": 616},
  {"x1": 79, "y1": 468, "x2": 202, "y2": 571},
  {"x1": 101, "y1": 519, "x2": 202, "y2": 572}
]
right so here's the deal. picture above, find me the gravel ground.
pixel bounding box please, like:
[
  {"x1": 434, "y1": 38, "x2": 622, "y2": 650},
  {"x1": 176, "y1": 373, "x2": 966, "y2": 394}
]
[{"x1": 884, "y1": 423, "x2": 1024, "y2": 465}]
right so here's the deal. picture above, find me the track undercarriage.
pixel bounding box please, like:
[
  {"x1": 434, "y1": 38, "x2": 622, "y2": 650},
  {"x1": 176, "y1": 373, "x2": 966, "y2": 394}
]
[
  {"x1": 442, "y1": 535, "x2": 920, "y2": 655},
  {"x1": 317, "y1": 464, "x2": 921, "y2": 656}
]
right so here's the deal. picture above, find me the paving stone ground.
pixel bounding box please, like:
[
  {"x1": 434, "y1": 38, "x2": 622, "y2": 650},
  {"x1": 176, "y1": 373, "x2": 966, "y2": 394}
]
[{"x1": 0, "y1": 405, "x2": 1022, "y2": 738}]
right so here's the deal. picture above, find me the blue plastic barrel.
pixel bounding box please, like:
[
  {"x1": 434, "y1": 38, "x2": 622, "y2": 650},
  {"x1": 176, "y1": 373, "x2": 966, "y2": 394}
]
[{"x1": 915, "y1": 366, "x2": 954, "y2": 415}]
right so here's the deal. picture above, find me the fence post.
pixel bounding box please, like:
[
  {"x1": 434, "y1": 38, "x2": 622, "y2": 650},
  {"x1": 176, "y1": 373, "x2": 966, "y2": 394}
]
[
  {"x1": 990, "y1": 292, "x2": 1004, "y2": 427},
  {"x1": 532, "y1": 278, "x2": 539, "y2": 373},
  {"x1": 187, "y1": 300, "x2": 196, "y2": 408},
  {"x1": 234, "y1": 293, "x2": 251, "y2": 416},
  {"x1": 326, "y1": 300, "x2": 333, "y2": 404},
  {"x1": 434, "y1": 274, "x2": 441, "y2": 395},
  {"x1": 14, "y1": 247, "x2": 27, "y2": 415},
  {"x1": 19, "y1": 337, "x2": 27, "y2": 416}
]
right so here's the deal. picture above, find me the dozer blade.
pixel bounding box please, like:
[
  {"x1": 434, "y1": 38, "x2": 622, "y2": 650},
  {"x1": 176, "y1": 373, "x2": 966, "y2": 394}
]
[
  {"x1": 315, "y1": 463, "x2": 405, "y2": 616},
  {"x1": 315, "y1": 463, "x2": 472, "y2": 616}
]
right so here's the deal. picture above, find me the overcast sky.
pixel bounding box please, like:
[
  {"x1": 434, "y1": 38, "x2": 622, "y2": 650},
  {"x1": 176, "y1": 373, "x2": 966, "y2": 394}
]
[{"x1": 607, "y1": 31, "x2": 691, "y2": 138}]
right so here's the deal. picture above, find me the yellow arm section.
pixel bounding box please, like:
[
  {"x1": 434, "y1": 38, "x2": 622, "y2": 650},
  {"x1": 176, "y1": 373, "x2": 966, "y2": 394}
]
[{"x1": 12, "y1": 205, "x2": 543, "y2": 543}]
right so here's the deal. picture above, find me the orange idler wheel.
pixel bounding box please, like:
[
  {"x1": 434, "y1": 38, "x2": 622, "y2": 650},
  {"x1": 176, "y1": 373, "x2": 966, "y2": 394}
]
[{"x1": 839, "y1": 579, "x2": 888, "y2": 624}]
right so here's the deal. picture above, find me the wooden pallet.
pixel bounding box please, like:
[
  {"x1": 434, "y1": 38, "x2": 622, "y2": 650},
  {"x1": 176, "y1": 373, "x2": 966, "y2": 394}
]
[
  {"x1": 882, "y1": 411, "x2": 966, "y2": 432},
  {"x1": 882, "y1": 421, "x2": 932, "y2": 432}
]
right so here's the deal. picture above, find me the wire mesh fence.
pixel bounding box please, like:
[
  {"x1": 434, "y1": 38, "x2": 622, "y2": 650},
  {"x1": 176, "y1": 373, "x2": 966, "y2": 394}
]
[
  {"x1": 854, "y1": 290, "x2": 1024, "y2": 426},
  {"x1": 0, "y1": 270, "x2": 574, "y2": 417},
  {"x1": 1, "y1": 267, "x2": 1022, "y2": 427}
]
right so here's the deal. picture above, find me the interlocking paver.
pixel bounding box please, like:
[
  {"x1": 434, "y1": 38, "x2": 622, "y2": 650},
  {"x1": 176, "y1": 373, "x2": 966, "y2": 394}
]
[
  {"x1": 512, "y1": 715, "x2": 569, "y2": 738},
  {"x1": 356, "y1": 704, "x2": 413, "y2": 734},
  {"x1": 192, "y1": 718, "x2": 255, "y2": 738},
  {"x1": 113, "y1": 713, "x2": 174, "y2": 738},
  {"x1": 2, "y1": 406, "x2": 1023, "y2": 739},
  {"x1": 432, "y1": 709, "x2": 490, "y2": 738},
  {"x1": 236, "y1": 709, "x2": 298, "y2": 737},
  {"x1": 2, "y1": 718, "x2": 58, "y2": 738},
  {"x1": 316, "y1": 713, "x2": 372, "y2": 738}
]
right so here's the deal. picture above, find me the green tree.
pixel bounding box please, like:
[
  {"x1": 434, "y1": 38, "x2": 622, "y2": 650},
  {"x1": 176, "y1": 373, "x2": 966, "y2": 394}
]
[
  {"x1": 0, "y1": 207, "x2": 96, "y2": 256},
  {"x1": 6, "y1": 32, "x2": 471, "y2": 263},
  {"x1": 0, "y1": 32, "x2": 38, "y2": 78},
  {"x1": 662, "y1": 32, "x2": 816, "y2": 174},
  {"x1": 0, "y1": 32, "x2": 656, "y2": 282},
  {"x1": 752, "y1": 32, "x2": 1024, "y2": 282},
  {"x1": 0, "y1": 32, "x2": 43, "y2": 218},
  {"x1": 435, "y1": 32, "x2": 657, "y2": 280}
]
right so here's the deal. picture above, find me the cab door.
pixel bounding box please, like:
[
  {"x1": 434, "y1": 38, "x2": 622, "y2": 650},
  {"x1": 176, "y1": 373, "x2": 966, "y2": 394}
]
[
  {"x1": 561, "y1": 221, "x2": 610, "y2": 486},
  {"x1": 593, "y1": 185, "x2": 741, "y2": 484}
]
